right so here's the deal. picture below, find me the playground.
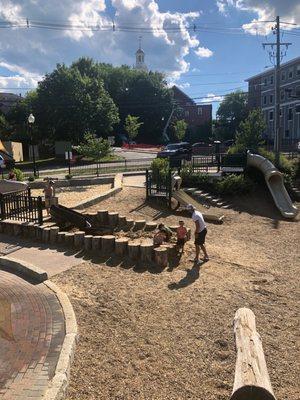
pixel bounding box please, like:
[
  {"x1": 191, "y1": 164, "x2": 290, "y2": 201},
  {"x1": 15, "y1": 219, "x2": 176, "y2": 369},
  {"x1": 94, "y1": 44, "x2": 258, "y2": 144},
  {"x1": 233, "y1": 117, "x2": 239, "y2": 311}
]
[{"x1": 52, "y1": 185, "x2": 299, "y2": 400}]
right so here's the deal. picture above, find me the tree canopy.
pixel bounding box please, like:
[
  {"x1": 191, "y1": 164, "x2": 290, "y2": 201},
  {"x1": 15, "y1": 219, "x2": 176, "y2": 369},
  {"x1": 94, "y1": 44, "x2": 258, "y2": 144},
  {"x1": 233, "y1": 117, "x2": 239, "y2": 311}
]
[
  {"x1": 124, "y1": 115, "x2": 143, "y2": 141},
  {"x1": 173, "y1": 119, "x2": 187, "y2": 141}
]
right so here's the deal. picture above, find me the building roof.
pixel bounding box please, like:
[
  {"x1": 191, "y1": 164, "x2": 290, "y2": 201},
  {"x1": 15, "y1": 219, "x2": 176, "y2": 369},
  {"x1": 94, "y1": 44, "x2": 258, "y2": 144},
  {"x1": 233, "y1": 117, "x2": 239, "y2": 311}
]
[
  {"x1": 246, "y1": 56, "x2": 300, "y2": 82},
  {"x1": 172, "y1": 85, "x2": 196, "y2": 104}
]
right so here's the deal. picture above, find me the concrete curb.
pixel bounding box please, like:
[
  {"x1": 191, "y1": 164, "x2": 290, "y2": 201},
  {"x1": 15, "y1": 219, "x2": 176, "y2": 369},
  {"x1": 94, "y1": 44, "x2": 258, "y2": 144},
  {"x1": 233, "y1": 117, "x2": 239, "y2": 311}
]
[
  {"x1": 43, "y1": 280, "x2": 78, "y2": 400},
  {"x1": 73, "y1": 173, "x2": 123, "y2": 210},
  {"x1": 0, "y1": 256, "x2": 48, "y2": 282}
]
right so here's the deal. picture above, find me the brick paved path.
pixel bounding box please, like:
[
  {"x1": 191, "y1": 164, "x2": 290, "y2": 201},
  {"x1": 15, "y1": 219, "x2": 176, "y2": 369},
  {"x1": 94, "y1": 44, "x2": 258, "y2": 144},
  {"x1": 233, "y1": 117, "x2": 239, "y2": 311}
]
[{"x1": 0, "y1": 270, "x2": 65, "y2": 399}]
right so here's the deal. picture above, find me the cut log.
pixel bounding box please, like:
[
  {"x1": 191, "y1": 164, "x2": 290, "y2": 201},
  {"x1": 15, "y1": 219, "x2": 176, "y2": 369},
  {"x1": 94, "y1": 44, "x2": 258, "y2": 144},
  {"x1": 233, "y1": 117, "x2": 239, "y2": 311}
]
[
  {"x1": 125, "y1": 219, "x2": 135, "y2": 230},
  {"x1": 35, "y1": 225, "x2": 44, "y2": 241},
  {"x1": 134, "y1": 220, "x2": 146, "y2": 231},
  {"x1": 230, "y1": 308, "x2": 276, "y2": 400},
  {"x1": 101, "y1": 235, "x2": 115, "y2": 254},
  {"x1": 97, "y1": 210, "x2": 108, "y2": 225},
  {"x1": 115, "y1": 237, "x2": 129, "y2": 256},
  {"x1": 144, "y1": 221, "x2": 157, "y2": 231},
  {"x1": 84, "y1": 235, "x2": 93, "y2": 251},
  {"x1": 92, "y1": 236, "x2": 102, "y2": 251},
  {"x1": 108, "y1": 212, "x2": 119, "y2": 227},
  {"x1": 64, "y1": 232, "x2": 74, "y2": 247},
  {"x1": 42, "y1": 227, "x2": 51, "y2": 243},
  {"x1": 160, "y1": 243, "x2": 176, "y2": 257},
  {"x1": 74, "y1": 231, "x2": 85, "y2": 249},
  {"x1": 128, "y1": 241, "x2": 140, "y2": 260},
  {"x1": 154, "y1": 247, "x2": 168, "y2": 268},
  {"x1": 169, "y1": 225, "x2": 179, "y2": 232},
  {"x1": 50, "y1": 227, "x2": 59, "y2": 244},
  {"x1": 28, "y1": 223, "x2": 36, "y2": 238},
  {"x1": 57, "y1": 231, "x2": 66, "y2": 244},
  {"x1": 118, "y1": 215, "x2": 127, "y2": 228},
  {"x1": 140, "y1": 241, "x2": 153, "y2": 263},
  {"x1": 13, "y1": 223, "x2": 22, "y2": 236}
]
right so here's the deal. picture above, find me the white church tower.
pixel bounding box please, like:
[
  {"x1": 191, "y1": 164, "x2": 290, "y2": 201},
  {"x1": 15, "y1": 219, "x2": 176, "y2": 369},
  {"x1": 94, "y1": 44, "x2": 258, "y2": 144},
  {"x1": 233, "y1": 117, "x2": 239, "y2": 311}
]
[{"x1": 135, "y1": 36, "x2": 148, "y2": 71}]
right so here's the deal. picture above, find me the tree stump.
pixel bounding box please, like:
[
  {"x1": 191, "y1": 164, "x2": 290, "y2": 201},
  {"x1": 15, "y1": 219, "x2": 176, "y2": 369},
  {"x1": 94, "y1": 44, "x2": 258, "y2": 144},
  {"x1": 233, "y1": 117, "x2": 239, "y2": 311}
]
[
  {"x1": 97, "y1": 210, "x2": 108, "y2": 225},
  {"x1": 118, "y1": 216, "x2": 127, "y2": 229},
  {"x1": 13, "y1": 223, "x2": 22, "y2": 236},
  {"x1": 154, "y1": 247, "x2": 168, "y2": 268},
  {"x1": 128, "y1": 241, "x2": 140, "y2": 260},
  {"x1": 145, "y1": 221, "x2": 157, "y2": 231},
  {"x1": 42, "y1": 227, "x2": 51, "y2": 243},
  {"x1": 230, "y1": 308, "x2": 276, "y2": 400},
  {"x1": 101, "y1": 235, "x2": 115, "y2": 254},
  {"x1": 140, "y1": 241, "x2": 153, "y2": 263},
  {"x1": 64, "y1": 232, "x2": 74, "y2": 247},
  {"x1": 160, "y1": 243, "x2": 176, "y2": 258},
  {"x1": 169, "y1": 225, "x2": 179, "y2": 232},
  {"x1": 134, "y1": 220, "x2": 146, "y2": 231},
  {"x1": 50, "y1": 227, "x2": 59, "y2": 244},
  {"x1": 125, "y1": 219, "x2": 135, "y2": 230},
  {"x1": 92, "y1": 236, "x2": 102, "y2": 251},
  {"x1": 115, "y1": 237, "x2": 129, "y2": 256},
  {"x1": 28, "y1": 223, "x2": 36, "y2": 238},
  {"x1": 108, "y1": 212, "x2": 119, "y2": 227},
  {"x1": 57, "y1": 231, "x2": 66, "y2": 244},
  {"x1": 84, "y1": 235, "x2": 93, "y2": 251},
  {"x1": 74, "y1": 231, "x2": 85, "y2": 249}
]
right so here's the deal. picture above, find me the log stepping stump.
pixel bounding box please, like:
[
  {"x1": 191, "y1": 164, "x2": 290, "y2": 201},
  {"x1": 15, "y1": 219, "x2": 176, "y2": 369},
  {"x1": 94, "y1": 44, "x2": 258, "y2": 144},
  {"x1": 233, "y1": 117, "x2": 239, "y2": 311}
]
[
  {"x1": 128, "y1": 241, "x2": 140, "y2": 260},
  {"x1": 49, "y1": 227, "x2": 59, "y2": 244},
  {"x1": 101, "y1": 235, "x2": 115, "y2": 254},
  {"x1": 154, "y1": 247, "x2": 168, "y2": 268},
  {"x1": 160, "y1": 243, "x2": 176, "y2": 258},
  {"x1": 57, "y1": 231, "x2": 66, "y2": 244},
  {"x1": 230, "y1": 308, "x2": 276, "y2": 400},
  {"x1": 145, "y1": 221, "x2": 157, "y2": 231},
  {"x1": 92, "y1": 236, "x2": 102, "y2": 251},
  {"x1": 118, "y1": 215, "x2": 127, "y2": 228},
  {"x1": 108, "y1": 212, "x2": 119, "y2": 227},
  {"x1": 134, "y1": 220, "x2": 146, "y2": 231},
  {"x1": 42, "y1": 227, "x2": 51, "y2": 243},
  {"x1": 125, "y1": 218, "x2": 135, "y2": 230},
  {"x1": 115, "y1": 238, "x2": 129, "y2": 256},
  {"x1": 74, "y1": 231, "x2": 85, "y2": 249},
  {"x1": 97, "y1": 210, "x2": 108, "y2": 225},
  {"x1": 140, "y1": 241, "x2": 153, "y2": 263},
  {"x1": 64, "y1": 232, "x2": 74, "y2": 247},
  {"x1": 84, "y1": 235, "x2": 93, "y2": 251}
]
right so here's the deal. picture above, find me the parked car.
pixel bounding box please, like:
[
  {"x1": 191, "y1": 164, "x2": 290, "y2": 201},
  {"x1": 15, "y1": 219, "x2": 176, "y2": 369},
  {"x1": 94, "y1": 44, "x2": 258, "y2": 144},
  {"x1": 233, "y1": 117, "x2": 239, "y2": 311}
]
[
  {"x1": 192, "y1": 142, "x2": 212, "y2": 155},
  {"x1": 223, "y1": 139, "x2": 235, "y2": 148},
  {"x1": 157, "y1": 142, "x2": 192, "y2": 160}
]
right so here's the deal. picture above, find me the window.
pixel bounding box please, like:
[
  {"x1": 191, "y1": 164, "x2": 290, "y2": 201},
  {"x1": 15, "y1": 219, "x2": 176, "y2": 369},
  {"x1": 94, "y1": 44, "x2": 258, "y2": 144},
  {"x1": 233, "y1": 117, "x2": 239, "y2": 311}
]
[
  {"x1": 280, "y1": 90, "x2": 285, "y2": 101},
  {"x1": 270, "y1": 94, "x2": 273, "y2": 104},
  {"x1": 264, "y1": 78, "x2": 267, "y2": 86},
  {"x1": 287, "y1": 89, "x2": 292, "y2": 98},
  {"x1": 281, "y1": 71, "x2": 286, "y2": 81},
  {"x1": 270, "y1": 75, "x2": 274, "y2": 84},
  {"x1": 269, "y1": 110, "x2": 274, "y2": 121},
  {"x1": 285, "y1": 130, "x2": 290, "y2": 138},
  {"x1": 297, "y1": 65, "x2": 300, "y2": 76},
  {"x1": 263, "y1": 96, "x2": 267, "y2": 105},
  {"x1": 280, "y1": 108, "x2": 282, "y2": 117},
  {"x1": 185, "y1": 110, "x2": 189, "y2": 117},
  {"x1": 288, "y1": 108, "x2": 293, "y2": 120},
  {"x1": 296, "y1": 86, "x2": 300, "y2": 97},
  {"x1": 197, "y1": 107, "x2": 202, "y2": 116},
  {"x1": 296, "y1": 105, "x2": 300, "y2": 114},
  {"x1": 288, "y1": 69, "x2": 293, "y2": 79}
]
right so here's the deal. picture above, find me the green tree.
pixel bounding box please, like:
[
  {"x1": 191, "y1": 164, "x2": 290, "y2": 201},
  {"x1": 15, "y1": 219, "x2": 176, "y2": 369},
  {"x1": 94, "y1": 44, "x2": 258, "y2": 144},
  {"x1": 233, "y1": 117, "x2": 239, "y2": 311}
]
[
  {"x1": 231, "y1": 109, "x2": 266, "y2": 153},
  {"x1": 215, "y1": 91, "x2": 248, "y2": 141},
  {"x1": 173, "y1": 119, "x2": 187, "y2": 141},
  {"x1": 124, "y1": 115, "x2": 143, "y2": 141},
  {"x1": 76, "y1": 132, "x2": 112, "y2": 161}
]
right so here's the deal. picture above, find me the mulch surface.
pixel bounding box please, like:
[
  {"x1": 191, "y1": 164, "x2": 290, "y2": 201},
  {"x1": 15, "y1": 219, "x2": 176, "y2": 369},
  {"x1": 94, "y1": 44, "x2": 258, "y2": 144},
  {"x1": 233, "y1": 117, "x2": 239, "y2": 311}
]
[{"x1": 53, "y1": 188, "x2": 300, "y2": 400}]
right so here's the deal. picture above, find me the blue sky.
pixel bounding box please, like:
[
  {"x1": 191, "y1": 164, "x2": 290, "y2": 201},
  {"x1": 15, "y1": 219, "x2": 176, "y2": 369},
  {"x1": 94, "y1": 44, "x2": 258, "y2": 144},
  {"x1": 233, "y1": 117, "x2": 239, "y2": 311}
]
[{"x1": 0, "y1": 0, "x2": 299, "y2": 116}]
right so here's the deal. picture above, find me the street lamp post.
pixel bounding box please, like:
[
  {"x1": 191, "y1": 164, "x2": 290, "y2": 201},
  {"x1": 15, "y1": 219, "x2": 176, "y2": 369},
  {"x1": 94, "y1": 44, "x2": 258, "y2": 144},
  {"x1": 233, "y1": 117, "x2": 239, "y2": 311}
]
[{"x1": 28, "y1": 113, "x2": 37, "y2": 177}]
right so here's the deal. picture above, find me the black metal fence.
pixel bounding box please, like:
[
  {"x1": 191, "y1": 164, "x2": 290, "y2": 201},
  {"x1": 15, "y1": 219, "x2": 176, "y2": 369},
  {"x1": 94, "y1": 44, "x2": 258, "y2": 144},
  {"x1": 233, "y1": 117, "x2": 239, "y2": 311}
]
[
  {"x1": 0, "y1": 189, "x2": 43, "y2": 225},
  {"x1": 146, "y1": 169, "x2": 172, "y2": 207}
]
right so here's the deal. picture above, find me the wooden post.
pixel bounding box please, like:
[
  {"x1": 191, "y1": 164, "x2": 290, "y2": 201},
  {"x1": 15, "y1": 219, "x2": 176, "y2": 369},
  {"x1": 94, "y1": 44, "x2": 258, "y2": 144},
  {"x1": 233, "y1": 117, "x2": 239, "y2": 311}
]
[
  {"x1": 160, "y1": 243, "x2": 176, "y2": 258},
  {"x1": 115, "y1": 238, "x2": 129, "y2": 256},
  {"x1": 64, "y1": 232, "x2": 74, "y2": 247},
  {"x1": 84, "y1": 235, "x2": 93, "y2": 251},
  {"x1": 108, "y1": 212, "x2": 119, "y2": 227},
  {"x1": 168, "y1": 169, "x2": 172, "y2": 209},
  {"x1": 145, "y1": 221, "x2": 157, "y2": 231},
  {"x1": 154, "y1": 247, "x2": 168, "y2": 268},
  {"x1": 118, "y1": 215, "x2": 127, "y2": 229},
  {"x1": 140, "y1": 241, "x2": 153, "y2": 263},
  {"x1": 134, "y1": 220, "x2": 146, "y2": 231},
  {"x1": 101, "y1": 235, "x2": 115, "y2": 254},
  {"x1": 230, "y1": 308, "x2": 276, "y2": 400},
  {"x1": 57, "y1": 231, "x2": 66, "y2": 244},
  {"x1": 92, "y1": 236, "x2": 101, "y2": 251},
  {"x1": 74, "y1": 231, "x2": 85, "y2": 249},
  {"x1": 42, "y1": 227, "x2": 51, "y2": 243},
  {"x1": 49, "y1": 227, "x2": 59, "y2": 244},
  {"x1": 97, "y1": 210, "x2": 108, "y2": 225},
  {"x1": 125, "y1": 219, "x2": 135, "y2": 230},
  {"x1": 128, "y1": 241, "x2": 140, "y2": 260},
  {"x1": 146, "y1": 169, "x2": 149, "y2": 199}
]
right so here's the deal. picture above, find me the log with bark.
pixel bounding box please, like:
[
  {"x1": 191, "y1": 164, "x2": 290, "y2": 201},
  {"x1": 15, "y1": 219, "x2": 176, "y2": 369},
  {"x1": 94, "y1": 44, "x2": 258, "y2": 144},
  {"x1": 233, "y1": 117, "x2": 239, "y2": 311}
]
[
  {"x1": 140, "y1": 241, "x2": 153, "y2": 263},
  {"x1": 101, "y1": 235, "x2": 115, "y2": 254},
  {"x1": 128, "y1": 241, "x2": 140, "y2": 260},
  {"x1": 49, "y1": 227, "x2": 59, "y2": 244},
  {"x1": 64, "y1": 232, "x2": 74, "y2": 247},
  {"x1": 74, "y1": 231, "x2": 85, "y2": 249},
  {"x1": 84, "y1": 235, "x2": 93, "y2": 251},
  {"x1": 92, "y1": 236, "x2": 102, "y2": 251},
  {"x1": 144, "y1": 221, "x2": 157, "y2": 231},
  {"x1": 134, "y1": 220, "x2": 146, "y2": 231},
  {"x1": 97, "y1": 210, "x2": 108, "y2": 225},
  {"x1": 115, "y1": 237, "x2": 129, "y2": 256},
  {"x1": 108, "y1": 212, "x2": 119, "y2": 227},
  {"x1": 154, "y1": 247, "x2": 168, "y2": 268},
  {"x1": 230, "y1": 307, "x2": 276, "y2": 400}
]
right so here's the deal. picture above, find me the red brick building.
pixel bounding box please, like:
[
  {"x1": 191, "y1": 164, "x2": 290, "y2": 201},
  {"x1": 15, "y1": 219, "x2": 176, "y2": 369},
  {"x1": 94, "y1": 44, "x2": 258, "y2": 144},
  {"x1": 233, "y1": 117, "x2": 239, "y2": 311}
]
[{"x1": 172, "y1": 86, "x2": 212, "y2": 136}]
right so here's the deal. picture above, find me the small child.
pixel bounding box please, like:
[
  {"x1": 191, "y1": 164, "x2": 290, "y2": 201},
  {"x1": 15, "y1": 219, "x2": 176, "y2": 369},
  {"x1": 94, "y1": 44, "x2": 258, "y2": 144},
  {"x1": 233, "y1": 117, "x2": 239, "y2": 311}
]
[
  {"x1": 153, "y1": 230, "x2": 167, "y2": 246},
  {"x1": 43, "y1": 180, "x2": 55, "y2": 216},
  {"x1": 176, "y1": 220, "x2": 188, "y2": 252}
]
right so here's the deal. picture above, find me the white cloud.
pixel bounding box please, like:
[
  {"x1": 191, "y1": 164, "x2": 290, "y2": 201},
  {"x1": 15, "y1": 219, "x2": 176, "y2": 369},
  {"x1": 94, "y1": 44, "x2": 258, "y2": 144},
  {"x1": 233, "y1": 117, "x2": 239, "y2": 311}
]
[
  {"x1": 194, "y1": 47, "x2": 213, "y2": 58},
  {"x1": 199, "y1": 93, "x2": 224, "y2": 103},
  {"x1": 0, "y1": 0, "x2": 206, "y2": 89},
  {"x1": 217, "y1": 0, "x2": 300, "y2": 34},
  {"x1": 0, "y1": 61, "x2": 42, "y2": 93}
]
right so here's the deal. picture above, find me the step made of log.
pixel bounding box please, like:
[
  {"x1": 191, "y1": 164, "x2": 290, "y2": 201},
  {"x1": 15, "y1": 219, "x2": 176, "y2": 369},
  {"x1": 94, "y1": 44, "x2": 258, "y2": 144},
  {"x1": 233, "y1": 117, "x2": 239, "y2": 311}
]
[
  {"x1": 57, "y1": 232, "x2": 66, "y2": 244},
  {"x1": 84, "y1": 235, "x2": 93, "y2": 251},
  {"x1": 128, "y1": 242, "x2": 140, "y2": 260},
  {"x1": 145, "y1": 221, "x2": 157, "y2": 231},
  {"x1": 134, "y1": 220, "x2": 146, "y2": 231},
  {"x1": 160, "y1": 243, "x2": 176, "y2": 257},
  {"x1": 74, "y1": 231, "x2": 85, "y2": 248},
  {"x1": 42, "y1": 228, "x2": 51, "y2": 243},
  {"x1": 140, "y1": 242, "x2": 153, "y2": 263},
  {"x1": 92, "y1": 236, "x2": 102, "y2": 251},
  {"x1": 154, "y1": 247, "x2": 168, "y2": 268},
  {"x1": 169, "y1": 225, "x2": 179, "y2": 232},
  {"x1": 115, "y1": 237, "x2": 129, "y2": 256},
  {"x1": 50, "y1": 227, "x2": 59, "y2": 244},
  {"x1": 64, "y1": 233, "x2": 74, "y2": 247},
  {"x1": 125, "y1": 219, "x2": 135, "y2": 230},
  {"x1": 108, "y1": 212, "x2": 119, "y2": 227},
  {"x1": 101, "y1": 235, "x2": 115, "y2": 254},
  {"x1": 118, "y1": 216, "x2": 127, "y2": 228},
  {"x1": 97, "y1": 210, "x2": 108, "y2": 225}
]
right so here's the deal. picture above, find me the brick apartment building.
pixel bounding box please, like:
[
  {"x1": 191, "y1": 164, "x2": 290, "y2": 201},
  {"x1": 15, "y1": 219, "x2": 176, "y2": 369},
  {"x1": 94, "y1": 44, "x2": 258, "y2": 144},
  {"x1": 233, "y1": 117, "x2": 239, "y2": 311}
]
[
  {"x1": 172, "y1": 86, "x2": 212, "y2": 137},
  {"x1": 246, "y1": 56, "x2": 300, "y2": 143}
]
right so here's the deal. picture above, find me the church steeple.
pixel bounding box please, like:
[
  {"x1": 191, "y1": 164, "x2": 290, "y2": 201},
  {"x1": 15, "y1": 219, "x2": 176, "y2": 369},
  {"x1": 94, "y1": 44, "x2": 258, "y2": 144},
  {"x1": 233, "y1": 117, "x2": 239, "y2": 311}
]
[{"x1": 135, "y1": 36, "x2": 148, "y2": 71}]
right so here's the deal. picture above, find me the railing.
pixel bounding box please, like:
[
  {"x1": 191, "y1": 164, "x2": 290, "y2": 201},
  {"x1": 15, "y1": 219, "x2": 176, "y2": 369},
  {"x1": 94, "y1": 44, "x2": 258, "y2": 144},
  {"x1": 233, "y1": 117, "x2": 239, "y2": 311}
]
[
  {"x1": 146, "y1": 169, "x2": 172, "y2": 207},
  {"x1": 0, "y1": 189, "x2": 43, "y2": 225},
  {"x1": 188, "y1": 155, "x2": 218, "y2": 173}
]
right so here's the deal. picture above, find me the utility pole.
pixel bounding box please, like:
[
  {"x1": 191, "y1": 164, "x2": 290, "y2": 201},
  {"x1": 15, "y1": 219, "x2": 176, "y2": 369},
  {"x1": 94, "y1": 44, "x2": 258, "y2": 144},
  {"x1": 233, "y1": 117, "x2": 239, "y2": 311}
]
[{"x1": 262, "y1": 16, "x2": 291, "y2": 166}]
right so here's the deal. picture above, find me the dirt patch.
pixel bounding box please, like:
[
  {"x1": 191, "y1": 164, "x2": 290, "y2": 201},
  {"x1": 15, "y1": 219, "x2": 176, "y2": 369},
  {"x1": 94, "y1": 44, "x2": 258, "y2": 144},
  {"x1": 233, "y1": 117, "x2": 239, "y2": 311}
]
[{"x1": 53, "y1": 188, "x2": 300, "y2": 400}]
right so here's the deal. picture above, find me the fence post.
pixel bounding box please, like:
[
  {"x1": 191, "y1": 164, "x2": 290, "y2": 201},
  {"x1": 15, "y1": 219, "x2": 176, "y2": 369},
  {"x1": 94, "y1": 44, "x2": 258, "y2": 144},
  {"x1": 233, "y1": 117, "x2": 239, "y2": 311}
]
[
  {"x1": 124, "y1": 159, "x2": 127, "y2": 171},
  {"x1": 146, "y1": 169, "x2": 149, "y2": 199},
  {"x1": 0, "y1": 194, "x2": 4, "y2": 220},
  {"x1": 37, "y1": 196, "x2": 43, "y2": 225},
  {"x1": 214, "y1": 140, "x2": 221, "y2": 172},
  {"x1": 168, "y1": 169, "x2": 172, "y2": 209},
  {"x1": 96, "y1": 162, "x2": 99, "y2": 177}
]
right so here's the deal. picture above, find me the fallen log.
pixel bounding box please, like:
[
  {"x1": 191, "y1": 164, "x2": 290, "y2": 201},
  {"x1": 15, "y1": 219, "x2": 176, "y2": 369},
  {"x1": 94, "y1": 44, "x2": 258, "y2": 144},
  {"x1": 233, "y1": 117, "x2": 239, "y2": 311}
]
[{"x1": 230, "y1": 308, "x2": 276, "y2": 400}]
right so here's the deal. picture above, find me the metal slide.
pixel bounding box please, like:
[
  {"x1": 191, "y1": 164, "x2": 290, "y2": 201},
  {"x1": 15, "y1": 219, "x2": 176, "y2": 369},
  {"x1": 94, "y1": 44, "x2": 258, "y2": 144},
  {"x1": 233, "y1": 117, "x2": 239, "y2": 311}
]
[
  {"x1": 172, "y1": 189, "x2": 224, "y2": 224},
  {"x1": 247, "y1": 152, "x2": 298, "y2": 219}
]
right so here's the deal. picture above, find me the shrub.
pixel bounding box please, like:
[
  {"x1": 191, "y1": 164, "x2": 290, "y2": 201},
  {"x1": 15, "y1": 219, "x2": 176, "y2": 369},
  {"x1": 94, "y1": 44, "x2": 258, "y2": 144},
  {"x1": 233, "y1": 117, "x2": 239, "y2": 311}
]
[
  {"x1": 181, "y1": 168, "x2": 212, "y2": 189},
  {"x1": 28, "y1": 176, "x2": 35, "y2": 182},
  {"x1": 150, "y1": 158, "x2": 169, "y2": 182},
  {"x1": 65, "y1": 174, "x2": 73, "y2": 180},
  {"x1": 12, "y1": 168, "x2": 24, "y2": 182},
  {"x1": 216, "y1": 174, "x2": 255, "y2": 195}
]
